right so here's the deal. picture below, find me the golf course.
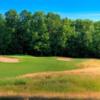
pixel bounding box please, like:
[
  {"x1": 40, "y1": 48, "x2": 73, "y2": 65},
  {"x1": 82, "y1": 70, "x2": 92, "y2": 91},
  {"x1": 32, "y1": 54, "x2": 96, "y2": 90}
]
[
  {"x1": 0, "y1": 55, "x2": 100, "y2": 99},
  {"x1": 0, "y1": 4, "x2": 100, "y2": 99}
]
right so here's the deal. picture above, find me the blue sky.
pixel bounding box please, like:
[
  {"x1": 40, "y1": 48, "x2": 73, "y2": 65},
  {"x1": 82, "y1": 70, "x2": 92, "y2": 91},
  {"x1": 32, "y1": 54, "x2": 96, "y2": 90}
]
[{"x1": 0, "y1": 0, "x2": 100, "y2": 20}]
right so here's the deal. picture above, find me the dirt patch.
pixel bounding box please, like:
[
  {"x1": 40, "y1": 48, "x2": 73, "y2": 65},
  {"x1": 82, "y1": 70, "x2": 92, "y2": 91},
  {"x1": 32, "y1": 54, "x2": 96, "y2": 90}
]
[
  {"x1": 57, "y1": 57, "x2": 72, "y2": 61},
  {"x1": 0, "y1": 56, "x2": 19, "y2": 63}
]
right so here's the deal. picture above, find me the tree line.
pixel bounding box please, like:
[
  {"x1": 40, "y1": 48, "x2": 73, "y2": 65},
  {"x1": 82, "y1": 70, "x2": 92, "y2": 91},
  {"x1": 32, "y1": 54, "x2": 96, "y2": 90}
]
[{"x1": 0, "y1": 10, "x2": 100, "y2": 57}]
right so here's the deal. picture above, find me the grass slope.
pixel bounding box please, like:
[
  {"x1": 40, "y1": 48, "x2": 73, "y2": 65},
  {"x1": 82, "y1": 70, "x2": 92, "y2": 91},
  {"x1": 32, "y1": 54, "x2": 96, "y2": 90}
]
[{"x1": 0, "y1": 56, "x2": 100, "y2": 99}]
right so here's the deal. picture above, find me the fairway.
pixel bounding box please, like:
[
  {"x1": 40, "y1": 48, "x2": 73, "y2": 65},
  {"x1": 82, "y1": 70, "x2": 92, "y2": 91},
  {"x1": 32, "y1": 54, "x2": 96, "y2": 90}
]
[
  {"x1": 0, "y1": 0, "x2": 100, "y2": 99},
  {"x1": 0, "y1": 56, "x2": 82, "y2": 78}
]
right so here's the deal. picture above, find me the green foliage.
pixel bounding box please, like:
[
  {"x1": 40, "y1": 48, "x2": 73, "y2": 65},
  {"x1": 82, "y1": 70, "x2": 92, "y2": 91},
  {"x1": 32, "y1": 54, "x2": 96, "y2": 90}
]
[{"x1": 0, "y1": 10, "x2": 100, "y2": 57}]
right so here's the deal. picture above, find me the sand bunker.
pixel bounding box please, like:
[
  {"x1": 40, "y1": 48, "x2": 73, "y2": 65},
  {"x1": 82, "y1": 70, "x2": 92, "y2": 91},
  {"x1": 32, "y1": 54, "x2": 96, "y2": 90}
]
[
  {"x1": 0, "y1": 56, "x2": 19, "y2": 63},
  {"x1": 57, "y1": 57, "x2": 72, "y2": 61}
]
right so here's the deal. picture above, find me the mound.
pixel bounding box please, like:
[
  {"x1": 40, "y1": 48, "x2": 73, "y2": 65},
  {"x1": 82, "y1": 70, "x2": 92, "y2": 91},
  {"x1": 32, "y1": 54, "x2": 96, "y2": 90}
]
[{"x1": 0, "y1": 56, "x2": 19, "y2": 63}]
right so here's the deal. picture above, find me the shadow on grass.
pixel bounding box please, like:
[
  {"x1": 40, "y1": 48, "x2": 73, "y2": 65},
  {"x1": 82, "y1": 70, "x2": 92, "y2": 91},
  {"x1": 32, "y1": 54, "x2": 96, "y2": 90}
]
[
  {"x1": 0, "y1": 96, "x2": 97, "y2": 100},
  {"x1": 0, "y1": 96, "x2": 66, "y2": 100}
]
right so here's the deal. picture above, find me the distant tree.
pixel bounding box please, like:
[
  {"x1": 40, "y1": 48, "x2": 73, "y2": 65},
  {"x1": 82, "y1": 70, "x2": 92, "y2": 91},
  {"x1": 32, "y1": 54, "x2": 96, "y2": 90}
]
[
  {"x1": 0, "y1": 10, "x2": 99, "y2": 58},
  {"x1": 18, "y1": 10, "x2": 33, "y2": 54},
  {"x1": 76, "y1": 20, "x2": 93, "y2": 57},
  {"x1": 67, "y1": 19, "x2": 94, "y2": 57},
  {"x1": 92, "y1": 22, "x2": 100, "y2": 57},
  {"x1": 46, "y1": 13, "x2": 62, "y2": 55},
  {"x1": 5, "y1": 10, "x2": 19, "y2": 54},
  {"x1": 32, "y1": 12, "x2": 50, "y2": 55},
  {"x1": 60, "y1": 18, "x2": 75, "y2": 56},
  {"x1": 0, "y1": 14, "x2": 10, "y2": 54}
]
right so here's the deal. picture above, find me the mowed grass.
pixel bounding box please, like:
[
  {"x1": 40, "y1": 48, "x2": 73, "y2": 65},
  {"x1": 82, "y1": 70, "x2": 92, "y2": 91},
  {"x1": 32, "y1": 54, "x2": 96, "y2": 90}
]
[{"x1": 0, "y1": 56, "x2": 82, "y2": 78}]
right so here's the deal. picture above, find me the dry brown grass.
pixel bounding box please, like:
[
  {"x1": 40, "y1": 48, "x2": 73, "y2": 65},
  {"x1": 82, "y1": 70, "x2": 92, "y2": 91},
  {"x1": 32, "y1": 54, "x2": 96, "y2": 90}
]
[
  {"x1": 78, "y1": 59, "x2": 100, "y2": 68},
  {"x1": 19, "y1": 67, "x2": 100, "y2": 79}
]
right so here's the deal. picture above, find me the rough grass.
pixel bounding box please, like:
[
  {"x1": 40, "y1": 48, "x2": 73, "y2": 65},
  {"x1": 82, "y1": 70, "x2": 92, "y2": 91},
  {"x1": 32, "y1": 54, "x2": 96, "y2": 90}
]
[
  {"x1": 78, "y1": 59, "x2": 100, "y2": 68},
  {"x1": 0, "y1": 56, "x2": 100, "y2": 99},
  {"x1": 0, "y1": 74, "x2": 100, "y2": 93}
]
